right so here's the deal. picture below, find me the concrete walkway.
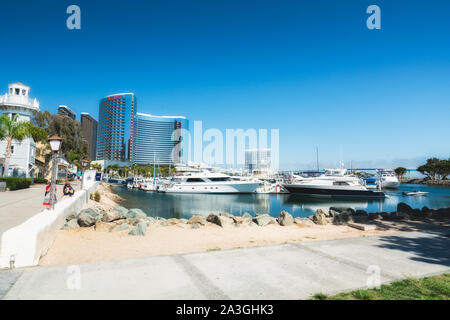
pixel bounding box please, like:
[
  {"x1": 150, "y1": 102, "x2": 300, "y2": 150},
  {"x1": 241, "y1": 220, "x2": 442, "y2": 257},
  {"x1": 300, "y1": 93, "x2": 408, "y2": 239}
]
[
  {"x1": 2, "y1": 229, "x2": 449, "y2": 299},
  {"x1": 0, "y1": 183, "x2": 80, "y2": 236}
]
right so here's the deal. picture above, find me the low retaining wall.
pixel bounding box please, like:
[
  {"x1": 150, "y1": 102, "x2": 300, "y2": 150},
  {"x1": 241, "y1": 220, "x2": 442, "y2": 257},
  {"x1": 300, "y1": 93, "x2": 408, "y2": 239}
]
[{"x1": 0, "y1": 182, "x2": 99, "y2": 269}]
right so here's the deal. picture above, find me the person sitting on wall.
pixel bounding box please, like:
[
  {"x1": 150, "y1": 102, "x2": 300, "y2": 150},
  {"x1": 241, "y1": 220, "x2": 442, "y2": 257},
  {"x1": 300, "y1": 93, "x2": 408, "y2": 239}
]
[{"x1": 62, "y1": 181, "x2": 75, "y2": 198}]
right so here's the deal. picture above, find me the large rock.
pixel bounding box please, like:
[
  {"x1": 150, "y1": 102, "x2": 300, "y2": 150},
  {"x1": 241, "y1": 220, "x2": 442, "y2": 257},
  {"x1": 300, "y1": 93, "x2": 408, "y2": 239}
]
[
  {"x1": 332, "y1": 211, "x2": 354, "y2": 225},
  {"x1": 330, "y1": 207, "x2": 356, "y2": 216},
  {"x1": 207, "y1": 214, "x2": 234, "y2": 227},
  {"x1": 65, "y1": 212, "x2": 78, "y2": 221},
  {"x1": 166, "y1": 218, "x2": 180, "y2": 225},
  {"x1": 397, "y1": 202, "x2": 413, "y2": 214},
  {"x1": 242, "y1": 212, "x2": 253, "y2": 220},
  {"x1": 315, "y1": 208, "x2": 329, "y2": 217},
  {"x1": 294, "y1": 217, "x2": 315, "y2": 226},
  {"x1": 253, "y1": 214, "x2": 275, "y2": 227},
  {"x1": 278, "y1": 211, "x2": 294, "y2": 226},
  {"x1": 114, "y1": 223, "x2": 130, "y2": 232},
  {"x1": 79, "y1": 208, "x2": 98, "y2": 218},
  {"x1": 78, "y1": 212, "x2": 96, "y2": 227},
  {"x1": 102, "y1": 210, "x2": 125, "y2": 223},
  {"x1": 311, "y1": 211, "x2": 328, "y2": 225},
  {"x1": 355, "y1": 209, "x2": 368, "y2": 216},
  {"x1": 113, "y1": 206, "x2": 129, "y2": 216},
  {"x1": 128, "y1": 221, "x2": 147, "y2": 236},
  {"x1": 188, "y1": 215, "x2": 207, "y2": 225},
  {"x1": 125, "y1": 208, "x2": 147, "y2": 219},
  {"x1": 61, "y1": 218, "x2": 80, "y2": 230}
]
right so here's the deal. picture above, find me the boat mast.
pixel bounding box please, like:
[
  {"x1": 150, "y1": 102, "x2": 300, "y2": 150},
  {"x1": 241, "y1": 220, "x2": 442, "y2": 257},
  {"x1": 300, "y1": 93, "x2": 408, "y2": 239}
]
[{"x1": 316, "y1": 147, "x2": 319, "y2": 173}]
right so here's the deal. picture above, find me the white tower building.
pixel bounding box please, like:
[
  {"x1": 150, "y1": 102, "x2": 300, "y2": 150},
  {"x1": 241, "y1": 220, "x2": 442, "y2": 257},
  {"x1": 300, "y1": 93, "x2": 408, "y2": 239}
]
[{"x1": 0, "y1": 82, "x2": 40, "y2": 177}]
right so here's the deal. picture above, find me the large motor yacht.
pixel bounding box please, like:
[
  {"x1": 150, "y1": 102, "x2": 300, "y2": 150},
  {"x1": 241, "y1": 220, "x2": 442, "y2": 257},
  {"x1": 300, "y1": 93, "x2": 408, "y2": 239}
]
[
  {"x1": 161, "y1": 172, "x2": 261, "y2": 194},
  {"x1": 377, "y1": 169, "x2": 400, "y2": 189},
  {"x1": 283, "y1": 168, "x2": 385, "y2": 198}
]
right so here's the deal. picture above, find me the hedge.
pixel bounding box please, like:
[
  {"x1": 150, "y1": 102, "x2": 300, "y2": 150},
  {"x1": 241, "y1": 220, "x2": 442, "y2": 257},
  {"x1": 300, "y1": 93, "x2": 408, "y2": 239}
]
[
  {"x1": 33, "y1": 177, "x2": 48, "y2": 184},
  {"x1": 0, "y1": 177, "x2": 33, "y2": 191}
]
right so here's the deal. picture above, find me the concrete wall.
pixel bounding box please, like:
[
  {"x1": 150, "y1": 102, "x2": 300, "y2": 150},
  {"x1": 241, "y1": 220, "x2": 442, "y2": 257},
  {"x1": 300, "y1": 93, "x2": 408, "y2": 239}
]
[{"x1": 0, "y1": 181, "x2": 99, "y2": 269}]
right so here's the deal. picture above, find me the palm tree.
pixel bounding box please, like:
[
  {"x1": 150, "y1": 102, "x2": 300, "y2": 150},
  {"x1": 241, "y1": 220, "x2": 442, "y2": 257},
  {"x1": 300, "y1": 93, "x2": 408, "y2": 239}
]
[{"x1": 0, "y1": 114, "x2": 33, "y2": 177}]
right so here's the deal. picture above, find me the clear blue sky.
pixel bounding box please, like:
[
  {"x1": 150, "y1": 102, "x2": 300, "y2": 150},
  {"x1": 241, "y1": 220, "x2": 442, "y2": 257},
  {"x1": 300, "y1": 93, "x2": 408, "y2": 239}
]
[{"x1": 1, "y1": 0, "x2": 449, "y2": 170}]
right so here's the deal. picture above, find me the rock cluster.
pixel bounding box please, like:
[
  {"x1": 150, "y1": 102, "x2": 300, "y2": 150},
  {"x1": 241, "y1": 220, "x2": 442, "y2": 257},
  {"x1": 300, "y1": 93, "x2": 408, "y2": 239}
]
[{"x1": 60, "y1": 203, "x2": 450, "y2": 234}]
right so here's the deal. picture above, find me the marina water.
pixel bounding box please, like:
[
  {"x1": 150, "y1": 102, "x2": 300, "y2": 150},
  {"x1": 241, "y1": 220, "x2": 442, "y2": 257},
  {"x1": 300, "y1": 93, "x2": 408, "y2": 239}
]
[{"x1": 111, "y1": 184, "x2": 450, "y2": 220}]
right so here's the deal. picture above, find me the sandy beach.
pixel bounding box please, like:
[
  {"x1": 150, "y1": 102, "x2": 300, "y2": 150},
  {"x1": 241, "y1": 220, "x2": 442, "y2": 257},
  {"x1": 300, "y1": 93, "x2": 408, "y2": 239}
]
[
  {"x1": 38, "y1": 182, "x2": 448, "y2": 267},
  {"x1": 40, "y1": 216, "x2": 442, "y2": 266}
]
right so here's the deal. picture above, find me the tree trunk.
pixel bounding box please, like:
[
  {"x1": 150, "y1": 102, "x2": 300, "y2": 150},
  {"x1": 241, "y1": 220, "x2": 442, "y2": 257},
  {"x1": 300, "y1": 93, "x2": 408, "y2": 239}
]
[{"x1": 2, "y1": 137, "x2": 12, "y2": 177}]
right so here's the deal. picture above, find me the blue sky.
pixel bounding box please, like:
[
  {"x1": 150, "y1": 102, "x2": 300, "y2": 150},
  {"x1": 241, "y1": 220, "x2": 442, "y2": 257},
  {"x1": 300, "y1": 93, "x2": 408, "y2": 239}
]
[{"x1": 1, "y1": 0, "x2": 449, "y2": 170}]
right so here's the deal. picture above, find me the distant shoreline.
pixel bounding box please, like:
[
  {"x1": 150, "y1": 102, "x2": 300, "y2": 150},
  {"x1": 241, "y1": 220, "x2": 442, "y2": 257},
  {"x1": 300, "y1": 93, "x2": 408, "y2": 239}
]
[{"x1": 401, "y1": 178, "x2": 450, "y2": 186}]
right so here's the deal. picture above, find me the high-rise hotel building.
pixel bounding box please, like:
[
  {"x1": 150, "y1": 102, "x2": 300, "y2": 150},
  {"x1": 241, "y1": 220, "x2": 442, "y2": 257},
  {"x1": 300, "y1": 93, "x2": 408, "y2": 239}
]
[
  {"x1": 133, "y1": 113, "x2": 189, "y2": 165},
  {"x1": 97, "y1": 93, "x2": 136, "y2": 163},
  {"x1": 80, "y1": 112, "x2": 98, "y2": 161}
]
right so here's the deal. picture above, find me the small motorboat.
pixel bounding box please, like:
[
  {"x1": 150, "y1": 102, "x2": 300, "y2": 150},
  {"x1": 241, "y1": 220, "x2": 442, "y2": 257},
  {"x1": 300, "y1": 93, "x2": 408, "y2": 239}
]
[{"x1": 402, "y1": 191, "x2": 429, "y2": 197}]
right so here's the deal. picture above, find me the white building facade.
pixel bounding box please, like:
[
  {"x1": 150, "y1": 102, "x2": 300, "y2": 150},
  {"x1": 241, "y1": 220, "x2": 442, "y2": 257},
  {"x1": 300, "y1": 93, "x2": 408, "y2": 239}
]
[
  {"x1": 0, "y1": 82, "x2": 39, "y2": 177},
  {"x1": 244, "y1": 148, "x2": 271, "y2": 174}
]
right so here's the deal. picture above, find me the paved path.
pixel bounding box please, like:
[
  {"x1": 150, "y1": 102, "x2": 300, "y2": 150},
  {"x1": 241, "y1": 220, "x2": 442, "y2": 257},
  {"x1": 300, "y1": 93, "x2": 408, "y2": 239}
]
[
  {"x1": 0, "y1": 182, "x2": 81, "y2": 258},
  {"x1": 2, "y1": 229, "x2": 449, "y2": 299}
]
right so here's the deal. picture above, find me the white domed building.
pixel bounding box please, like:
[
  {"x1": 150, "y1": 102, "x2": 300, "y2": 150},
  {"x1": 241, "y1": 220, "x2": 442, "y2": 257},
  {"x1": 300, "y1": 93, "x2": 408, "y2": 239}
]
[{"x1": 0, "y1": 82, "x2": 40, "y2": 177}]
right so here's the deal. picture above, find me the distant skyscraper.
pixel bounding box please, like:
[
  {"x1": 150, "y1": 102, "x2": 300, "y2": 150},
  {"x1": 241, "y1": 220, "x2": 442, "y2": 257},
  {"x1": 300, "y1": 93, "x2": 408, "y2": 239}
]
[
  {"x1": 133, "y1": 113, "x2": 189, "y2": 165},
  {"x1": 245, "y1": 148, "x2": 271, "y2": 173},
  {"x1": 57, "y1": 105, "x2": 76, "y2": 120},
  {"x1": 80, "y1": 112, "x2": 98, "y2": 161},
  {"x1": 97, "y1": 93, "x2": 136, "y2": 163}
]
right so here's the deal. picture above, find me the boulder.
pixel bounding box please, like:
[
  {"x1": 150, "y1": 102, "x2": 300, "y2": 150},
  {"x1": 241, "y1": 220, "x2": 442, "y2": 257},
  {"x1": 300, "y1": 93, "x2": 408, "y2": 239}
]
[
  {"x1": 315, "y1": 208, "x2": 329, "y2": 217},
  {"x1": 207, "y1": 214, "x2": 234, "y2": 227},
  {"x1": 66, "y1": 212, "x2": 78, "y2": 221},
  {"x1": 102, "y1": 210, "x2": 125, "y2": 223},
  {"x1": 397, "y1": 202, "x2": 413, "y2": 214},
  {"x1": 61, "y1": 218, "x2": 80, "y2": 230},
  {"x1": 188, "y1": 215, "x2": 207, "y2": 225},
  {"x1": 125, "y1": 208, "x2": 147, "y2": 219},
  {"x1": 79, "y1": 208, "x2": 98, "y2": 218},
  {"x1": 312, "y1": 211, "x2": 328, "y2": 225},
  {"x1": 330, "y1": 207, "x2": 356, "y2": 216},
  {"x1": 253, "y1": 214, "x2": 274, "y2": 227},
  {"x1": 128, "y1": 222, "x2": 147, "y2": 236},
  {"x1": 167, "y1": 218, "x2": 180, "y2": 225},
  {"x1": 113, "y1": 206, "x2": 129, "y2": 216},
  {"x1": 355, "y1": 209, "x2": 368, "y2": 216},
  {"x1": 422, "y1": 206, "x2": 431, "y2": 214},
  {"x1": 331, "y1": 211, "x2": 354, "y2": 225},
  {"x1": 328, "y1": 209, "x2": 340, "y2": 217},
  {"x1": 435, "y1": 207, "x2": 450, "y2": 218},
  {"x1": 242, "y1": 212, "x2": 253, "y2": 220},
  {"x1": 95, "y1": 221, "x2": 113, "y2": 232},
  {"x1": 294, "y1": 217, "x2": 315, "y2": 226},
  {"x1": 232, "y1": 216, "x2": 244, "y2": 224},
  {"x1": 78, "y1": 212, "x2": 96, "y2": 227},
  {"x1": 368, "y1": 212, "x2": 383, "y2": 220},
  {"x1": 278, "y1": 211, "x2": 294, "y2": 226},
  {"x1": 114, "y1": 223, "x2": 129, "y2": 232}
]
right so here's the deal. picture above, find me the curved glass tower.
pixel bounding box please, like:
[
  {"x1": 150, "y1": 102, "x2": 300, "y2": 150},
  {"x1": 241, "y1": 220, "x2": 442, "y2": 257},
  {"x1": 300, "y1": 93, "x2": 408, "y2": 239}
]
[
  {"x1": 97, "y1": 93, "x2": 136, "y2": 163},
  {"x1": 134, "y1": 113, "x2": 189, "y2": 165}
]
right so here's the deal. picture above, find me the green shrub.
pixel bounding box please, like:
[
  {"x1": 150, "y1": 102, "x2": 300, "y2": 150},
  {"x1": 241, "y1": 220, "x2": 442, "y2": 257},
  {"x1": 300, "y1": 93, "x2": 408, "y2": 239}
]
[
  {"x1": 94, "y1": 191, "x2": 101, "y2": 202},
  {"x1": 0, "y1": 177, "x2": 33, "y2": 191},
  {"x1": 33, "y1": 177, "x2": 48, "y2": 184}
]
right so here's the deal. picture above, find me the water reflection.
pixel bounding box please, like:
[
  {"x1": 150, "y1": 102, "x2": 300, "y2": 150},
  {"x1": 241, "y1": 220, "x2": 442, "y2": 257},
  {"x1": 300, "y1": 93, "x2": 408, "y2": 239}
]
[{"x1": 111, "y1": 183, "x2": 450, "y2": 219}]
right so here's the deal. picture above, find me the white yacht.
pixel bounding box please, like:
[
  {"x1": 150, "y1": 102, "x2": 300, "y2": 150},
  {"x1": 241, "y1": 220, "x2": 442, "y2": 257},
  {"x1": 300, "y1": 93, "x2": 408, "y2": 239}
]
[
  {"x1": 161, "y1": 172, "x2": 261, "y2": 194},
  {"x1": 283, "y1": 168, "x2": 385, "y2": 198},
  {"x1": 377, "y1": 169, "x2": 400, "y2": 189}
]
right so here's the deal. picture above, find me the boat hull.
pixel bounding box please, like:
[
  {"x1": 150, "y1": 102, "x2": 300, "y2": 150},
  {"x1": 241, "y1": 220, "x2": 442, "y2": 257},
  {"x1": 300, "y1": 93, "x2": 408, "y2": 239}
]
[
  {"x1": 164, "y1": 182, "x2": 260, "y2": 194},
  {"x1": 284, "y1": 185, "x2": 385, "y2": 198}
]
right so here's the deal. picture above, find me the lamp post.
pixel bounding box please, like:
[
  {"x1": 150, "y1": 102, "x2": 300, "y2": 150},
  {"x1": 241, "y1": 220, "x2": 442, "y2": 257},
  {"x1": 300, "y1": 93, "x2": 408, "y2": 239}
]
[
  {"x1": 81, "y1": 159, "x2": 88, "y2": 189},
  {"x1": 48, "y1": 134, "x2": 63, "y2": 210}
]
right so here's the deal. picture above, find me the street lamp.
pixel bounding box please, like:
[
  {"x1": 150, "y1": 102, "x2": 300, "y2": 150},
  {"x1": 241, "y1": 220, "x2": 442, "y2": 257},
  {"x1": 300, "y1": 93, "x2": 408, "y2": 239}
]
[
  {"x1": 48, "y1": 134, "x2": 63, "y2": 210},
  {"x1": 81, "y1": 159, "x2": 88, "y2": 189}
]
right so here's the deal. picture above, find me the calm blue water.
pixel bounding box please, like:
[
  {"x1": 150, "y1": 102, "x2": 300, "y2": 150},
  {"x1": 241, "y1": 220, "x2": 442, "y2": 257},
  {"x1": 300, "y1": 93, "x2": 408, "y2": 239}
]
[{"x1": 111, "y1": 184, "x2": 450, "y2": 220}]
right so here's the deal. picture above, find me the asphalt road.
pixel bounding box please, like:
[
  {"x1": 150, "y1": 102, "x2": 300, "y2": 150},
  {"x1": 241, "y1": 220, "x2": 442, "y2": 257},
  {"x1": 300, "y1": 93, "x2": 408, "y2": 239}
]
[{"x1": 1, "y1": 230, "x2": 449, "y2": 299}]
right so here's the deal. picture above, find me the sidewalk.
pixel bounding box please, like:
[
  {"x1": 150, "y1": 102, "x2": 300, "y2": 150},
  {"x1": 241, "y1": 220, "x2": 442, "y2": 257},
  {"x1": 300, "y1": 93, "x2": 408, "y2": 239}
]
[
  {"x1": 2, "y1": 229, "x2": 449, "y2": 299},
  {"x1": 0, "y1": 183, "x2": 80, "y2": 254}
]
